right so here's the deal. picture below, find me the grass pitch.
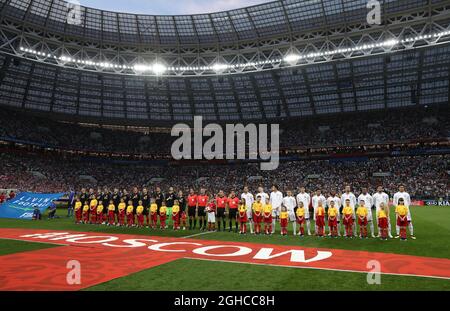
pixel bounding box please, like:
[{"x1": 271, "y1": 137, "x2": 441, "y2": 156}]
[
  {"x1": 0, "y1": 238, "x2": 58, "y2": 256},
  {"x1": 85, "y1": 258, "x2": 450, "y2": 291},
  {"x1": 1, "y1": 205, "x2": 449, "y2": 290}
]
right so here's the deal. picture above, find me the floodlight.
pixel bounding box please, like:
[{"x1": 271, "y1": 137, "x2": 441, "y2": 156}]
[
  {"x1": 152, "y1": 63, "x2": 167, "y2": 75},
  {"x1": 212, "y1": 63, "x2": 228, "y2": 72}
]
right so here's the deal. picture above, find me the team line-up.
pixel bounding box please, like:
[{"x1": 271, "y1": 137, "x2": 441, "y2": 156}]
[{"x1": 72, "y1": 184, "x2": 416, "y2": 241}]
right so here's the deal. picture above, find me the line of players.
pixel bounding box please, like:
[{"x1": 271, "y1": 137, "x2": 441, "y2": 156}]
[
  {"x1": 72, "y1": 184, "x2": 415, "y2": 241},
  {"x1": 73, "y1": 187, "x2": 187, "y2": 230}
]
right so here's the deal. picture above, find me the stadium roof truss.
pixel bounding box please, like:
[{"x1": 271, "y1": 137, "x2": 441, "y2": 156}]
[
  {"x1": 0, "y1": 0, "x2": 449, "y2": 124},
  {"x1": 0, "y1": 0, "x2": 449, "y2": 76}
]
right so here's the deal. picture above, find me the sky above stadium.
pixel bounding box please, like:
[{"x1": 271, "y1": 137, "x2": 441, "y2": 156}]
[{"x1": 81, "y1": 0, "x2": 271, "y2": 14}]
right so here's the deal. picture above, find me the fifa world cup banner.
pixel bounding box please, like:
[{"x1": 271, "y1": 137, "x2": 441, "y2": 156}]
[{"x1": 0, "y1": 192, "x2": 65, "y2": 220}]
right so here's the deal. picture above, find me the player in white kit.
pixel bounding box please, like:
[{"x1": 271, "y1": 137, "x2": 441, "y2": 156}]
[
  {"x1": 282, "y1": 190, "x2": 297, "y2": 235},
  {"x1": 341, "y1": 185, "x2": 357, "y2": 237},
  {"x1": 296, "y1": 187, "x2": 312, "y2": 235},
  {"x1": 270, "y1": 185, "x2": 284, "y2": 234},
  {"x1": 393, "y1": 185, "x2": 416, "y2": 239},
  {"x1": 373, "y1": 185, "x2": 393, "y2": 238},
  {"x1": 255, "y1": 186, "x2": 269, "y2": 207},
  {"x1": 241, "y1": 186, "x2": 254, "y2": 234},
  {"x1": 327, "y1": 190, "x2": 341, "y2": 236},
  {"x1": 358, "y1": 187, "x2": 375, "y2": 238},
  {"x1": 312, "y1": 189, "x2": 327, "y2": 235}
]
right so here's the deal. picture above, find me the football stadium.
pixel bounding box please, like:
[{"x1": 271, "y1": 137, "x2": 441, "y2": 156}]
[{"x1": 0, "y1": 0, "x2": 449, "y2": 296}]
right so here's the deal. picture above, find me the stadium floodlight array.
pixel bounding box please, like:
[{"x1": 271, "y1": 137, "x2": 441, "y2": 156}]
[
  {"x1": 19, "y1": 49, "x2": 135, "y2": 70},
  {"x1": 282, "y1": 39, "x2": 399, "y2": 63},
  {"x1": 133, "y1": 63, "x2": 167, "y2": 75},
  {"x1": 18, "y1": 30, "x2": 450, "y2": 76}
]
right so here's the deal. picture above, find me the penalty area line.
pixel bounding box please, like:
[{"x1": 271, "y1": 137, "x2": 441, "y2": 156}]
[{"x1": 182, "y1": 257, "x2": 450, "y2": 281}]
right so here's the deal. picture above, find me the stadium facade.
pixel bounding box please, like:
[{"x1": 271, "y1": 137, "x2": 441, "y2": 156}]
[{"x1": 0, "y1": 0, "x2": 449, "y2": 126}]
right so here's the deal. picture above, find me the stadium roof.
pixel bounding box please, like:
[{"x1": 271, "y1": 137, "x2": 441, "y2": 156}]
[
  {"x1": 0, "y1": 0, "x2": 391, "y2": 44},
  {"x1": 2, "y1": 0, "x2": 447, "y2": 46},
  {"x1": 0, "y1": 0, "x2": 449, "y2": 125},
  {"x1": 1, "y1": 44, "x2": 449, "y2": 125},
  {"x1": 0, "y1": 0, "x2": 449, "y2": 76}
]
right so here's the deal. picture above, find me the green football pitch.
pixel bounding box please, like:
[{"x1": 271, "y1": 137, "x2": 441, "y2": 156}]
[{"x1": 0, "y1": 206, "x2": 449, "y2": 290}]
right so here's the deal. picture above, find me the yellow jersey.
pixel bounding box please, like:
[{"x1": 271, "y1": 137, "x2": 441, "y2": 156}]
[
  {"x1": 74, "y1": 202, "x2": 82, "y2": 211},
  {"x1": 296, "y1": 207, "x2": 304, "y2": 217},
  {"x1": 126, "y1": 205, "x2": 134, "y2": 214},
  {"x1": 150, "y1": 203, "x2": 158, "y2": 214},
  {"x1": 343, "y1": 205, "x2": 353, "y2": 216},
  {"x1": 172, "y1": 205, "x2": 180, "y2": 214},
  {"x1": 90, "y1": 199, "x2": 98, "y2": 208},
  {"x1": 395, "y1": 205, "x2": 408, "y2": 217},
  {"x1": 118, "y1": 202, "x2": 126, "y2": 212},
  {"x1": 108, "y1": 204, "x2": 115, "y2": 211},
  {"x1": 96, "y1": 205, "x2": 104, "y2": 213},
  {"x1": 82, "y1": 204, "x2": 89, "y2": 212},
  {"x1": 238, "y1": 204, "x2": 246, "y2": 213},
  {"x1": 136, "y1": 205, "x2": 144, "y2": 214},
  {"x1": 280, "y1": 211, "x2": 288, "y2": 219},
  {"x1": 160, "y1": 206, "x2": 167, "y2": 215},
  {"x1": 263, "y1": 204, "x2": 272, "y2": 215},
  {"x1": 252, "y1": 202, "x2": 262, "y2": 214},
  {"x1": 328, "y1": 207, "x2": 338, "y2": 217},
  {"x1": 316, "y1": 206, "x2": 325, "y2": 216},
  {"x1": 378, "y1": 209, "x2": 387, "y2": 219},
  {"x1": 356, "y1": 206, "x2": 368, "y2": 217}
]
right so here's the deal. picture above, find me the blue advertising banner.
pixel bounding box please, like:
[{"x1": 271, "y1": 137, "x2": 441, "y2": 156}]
[{"x1": 0, "y1": 192, "x2": 66, "y2": 220}]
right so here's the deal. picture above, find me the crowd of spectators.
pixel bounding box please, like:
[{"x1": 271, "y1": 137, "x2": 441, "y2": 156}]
[
  {"x1": 1, "y1": 106, "x2": 448, "y2": 200},
  {"x1": 0, "y1": 107, "x2": 448, "y2": 155},
  {"x1": 1, "y1": 151, "x2": 448, "y2": 199},
  {"x1": 280, "y1": 108, "x2": 449, "y2": 147},
  {"x1": 0, "y1": 191, "x2": 15, "y2": 203},
  {"x1": 0, "y1": 110, "x2": 172, "y2": 154}
]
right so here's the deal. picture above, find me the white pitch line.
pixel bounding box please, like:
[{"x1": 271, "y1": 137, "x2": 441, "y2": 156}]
[
  {"x1": 182, "y1": 257, "x2": 450, "y2": 281},
  {"x1": 182, "y1": 231, "x2": 215, "y2": 239}
]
